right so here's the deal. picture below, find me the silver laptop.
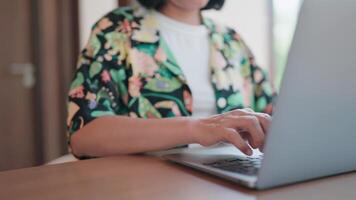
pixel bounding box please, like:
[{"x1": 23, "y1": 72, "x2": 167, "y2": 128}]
[{"x1": 163, "y1": 0, "x2": 356, "y2": 190}]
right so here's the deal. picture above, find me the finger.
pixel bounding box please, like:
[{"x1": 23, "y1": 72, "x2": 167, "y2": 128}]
[
  {"x1": 221, "y1": 115, "x2": 265, "y2": 149},
  {"x1": 253, "y1": 113, "x2": 272, "y2": 134},
  {"x1": 237, "y1": 116, "x2": 265, "y2": 149},
  {"x1": 239, "y1": 130, "x2": 250, "y2": 141},
  {"x1": 227, "y1": 109, "x2": 272, "y2": 135},
  {"x1": 241, "y1": 113, "x2": 270, "y2": 152},
  {"x1": 239, "y1": 130, "x2": 258, "y2": 151},
  {"x1": 249, "y1": 113, "x2": 271, "y2": 152},
  {"x1": 242, "y1": 108, "x2": 254, "y2": 113},
  {"x1": 221, "y1": 128, "x2": 253, "y2": 156},
  {"x1": 224, "y1": 109, "x2": 271, "y2": 151},
  {"x1": 226, "y1": 108, "x2": 253, "y2": 115}
]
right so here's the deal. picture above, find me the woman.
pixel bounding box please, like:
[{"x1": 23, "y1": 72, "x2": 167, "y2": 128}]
[{"x1": 67, "y1": 0, "x2": 276, "y2": 159}]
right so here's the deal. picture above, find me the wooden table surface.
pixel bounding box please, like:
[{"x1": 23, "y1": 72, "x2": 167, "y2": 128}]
[{"x1": 1, "y1": 155, "x2": 356, "y2": 200}]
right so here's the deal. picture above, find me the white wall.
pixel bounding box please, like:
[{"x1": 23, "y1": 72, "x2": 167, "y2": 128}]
[
  {"x1": 79, "y1": 0, "x2": 118, "y2": 48},
  {"x1": 204, "y1": 0, "x2": 273, "y2": 69}
]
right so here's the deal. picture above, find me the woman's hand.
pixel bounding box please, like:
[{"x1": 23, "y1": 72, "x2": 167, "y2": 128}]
[{"x1": 190, "y1": 108, "x2": 272, "y2": 156}]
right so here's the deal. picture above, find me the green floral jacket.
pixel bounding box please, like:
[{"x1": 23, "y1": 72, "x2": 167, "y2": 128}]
[{"x1": 67, "y1": 5, "x2": 276, "y2": 138}]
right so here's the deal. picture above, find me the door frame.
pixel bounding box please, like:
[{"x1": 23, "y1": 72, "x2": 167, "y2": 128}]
[{"x1": 32, "y1": 0, "x2": 79, "y2": 163}]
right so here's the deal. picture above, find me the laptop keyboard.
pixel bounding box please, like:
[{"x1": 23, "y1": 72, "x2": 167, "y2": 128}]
[{"x1": 203, "y1": 155, "x2": 263, "y2": 175}]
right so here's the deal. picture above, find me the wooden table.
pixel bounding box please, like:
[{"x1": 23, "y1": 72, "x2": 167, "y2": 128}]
[{"x1": 1, "y1": 155, "x2": 356, "y2": 200}]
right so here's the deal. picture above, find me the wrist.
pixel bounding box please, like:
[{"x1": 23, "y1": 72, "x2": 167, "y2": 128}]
[{"x1": 182, "y1": 117, "x2": 202, "y2": 144}]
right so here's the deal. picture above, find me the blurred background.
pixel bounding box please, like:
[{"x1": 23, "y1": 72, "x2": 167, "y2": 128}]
[{"x1": 0, "y1": 0, "x2": 302, "y2": 171}]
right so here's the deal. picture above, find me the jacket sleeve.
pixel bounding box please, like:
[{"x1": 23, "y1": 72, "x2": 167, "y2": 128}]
[
  {"x1": 249, "y1": 58, "x2": 277, "y2": 114},
  {"x1": 67, "y1": 16, "x2": 129, "y2": 139},
  {"x1": 235, "y1": 32, "x2": 277, "y2": 114}
]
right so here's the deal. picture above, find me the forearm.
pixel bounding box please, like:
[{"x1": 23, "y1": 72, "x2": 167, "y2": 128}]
[
  {"x1": 70, "y1": 116, "x2": 196, "y2": 157},
  {"x1": 70, "y1": 109, "x2": 271, "y2": 158}
]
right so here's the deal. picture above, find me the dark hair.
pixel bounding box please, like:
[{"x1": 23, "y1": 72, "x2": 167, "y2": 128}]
[{"x1": 137, "y1": 0, "x2": 225, "y2": 11}]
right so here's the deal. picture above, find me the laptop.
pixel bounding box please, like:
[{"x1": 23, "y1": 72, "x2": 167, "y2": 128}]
[{"x1": 163, "y1": 0, "x2": 356, "y2": 190}]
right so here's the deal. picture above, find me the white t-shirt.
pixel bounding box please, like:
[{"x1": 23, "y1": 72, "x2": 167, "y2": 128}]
[{"x1": 154, "y1": 11, "x2": 216, "y2": 118}]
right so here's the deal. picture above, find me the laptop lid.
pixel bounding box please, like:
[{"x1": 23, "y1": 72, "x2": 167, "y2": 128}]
[{"x1": 257, "y1": 0, "x2": 356, "y2": 189}]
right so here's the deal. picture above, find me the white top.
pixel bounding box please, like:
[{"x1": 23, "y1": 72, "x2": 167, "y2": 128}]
[{"x1": 153, "y1": 11, "x2": 216, "y2": 118}]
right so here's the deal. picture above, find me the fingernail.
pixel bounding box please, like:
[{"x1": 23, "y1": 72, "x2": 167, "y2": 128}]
[{"x1": 247, "y1": 148, "x2": 253, "y2": 156}]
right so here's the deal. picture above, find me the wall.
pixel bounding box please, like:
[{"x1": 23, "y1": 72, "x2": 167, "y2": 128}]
[
  {"x1": 79, "y1": 0, "x2": 118, "y2": 48},
  {"x1": 273, "y1": 0, "x2": 303, "y2": 87}
]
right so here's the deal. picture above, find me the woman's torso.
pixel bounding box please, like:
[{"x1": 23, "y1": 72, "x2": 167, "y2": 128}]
[{"x1": 67, "y1": 4, "x2": 276, "y2": 134}]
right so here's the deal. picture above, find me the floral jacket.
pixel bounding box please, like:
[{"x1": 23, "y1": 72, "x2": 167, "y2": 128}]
[{"x1": 67, "y1": 5, "x2": 277, "y2": 139}]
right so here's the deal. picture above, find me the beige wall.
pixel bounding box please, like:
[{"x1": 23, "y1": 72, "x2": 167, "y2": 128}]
[
  {"x1": 204, "y1": 0, "x2": 273, "y2": 69},
  {"x1": 79, "y1": 0, "x2": 118, "y2": 48}
]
